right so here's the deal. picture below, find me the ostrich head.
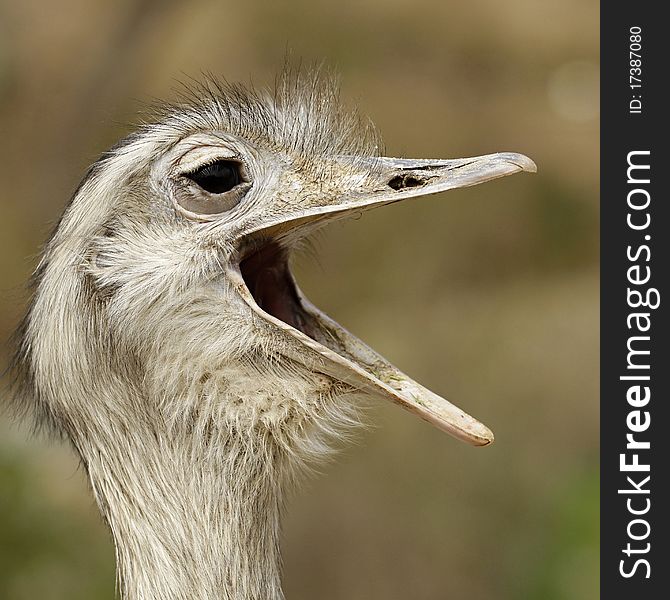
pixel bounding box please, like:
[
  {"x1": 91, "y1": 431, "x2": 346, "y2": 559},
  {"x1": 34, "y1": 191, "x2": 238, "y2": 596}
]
[{"x1": 10, "y1": 74, "x2": 535, "y2": 600}]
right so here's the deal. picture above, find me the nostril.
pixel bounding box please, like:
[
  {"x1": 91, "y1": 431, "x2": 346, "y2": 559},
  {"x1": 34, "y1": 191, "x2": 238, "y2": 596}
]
[{"x1": 388, "y1": 174, "x2": 425, "y2": 190}]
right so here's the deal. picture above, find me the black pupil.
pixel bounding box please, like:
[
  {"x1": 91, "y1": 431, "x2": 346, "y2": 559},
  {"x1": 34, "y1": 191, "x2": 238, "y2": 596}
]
[{"x1": 188, "y1": 160, "x2": 241, "y2": 194}]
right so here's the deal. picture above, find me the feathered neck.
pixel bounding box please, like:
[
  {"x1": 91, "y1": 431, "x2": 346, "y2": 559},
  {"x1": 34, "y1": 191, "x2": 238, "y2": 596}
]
[
  {"x1": 82, "y1": 418, "x2": 288, "y2": 600},
  {"x1": 71, "y1": 362, "x2": 359, "y2": 600}
]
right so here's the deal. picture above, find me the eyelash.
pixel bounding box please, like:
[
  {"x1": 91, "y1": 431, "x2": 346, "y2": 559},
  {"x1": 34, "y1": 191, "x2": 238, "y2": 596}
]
[{"x1": 185, "y1": 159, "x2": 244, "y2": 194}]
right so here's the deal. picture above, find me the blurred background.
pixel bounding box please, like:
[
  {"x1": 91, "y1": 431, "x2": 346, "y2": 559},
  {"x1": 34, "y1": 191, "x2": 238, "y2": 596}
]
[{"x1": 0, "y1": 0, "x2": 598, "y2": 598}]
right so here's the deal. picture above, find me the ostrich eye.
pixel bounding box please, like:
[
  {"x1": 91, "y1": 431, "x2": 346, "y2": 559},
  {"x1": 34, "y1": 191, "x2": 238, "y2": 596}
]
[
  {"x1": 187, "y1": 160, "x2": 242, "y2": 194},
  {"x1": 177, "y1": 159, "x2": 250, "y2": 216}
]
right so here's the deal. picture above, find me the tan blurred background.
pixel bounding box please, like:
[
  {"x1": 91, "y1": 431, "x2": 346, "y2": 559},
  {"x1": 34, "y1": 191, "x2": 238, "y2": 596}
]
[{"x1": 0, "y1": 1, "x2": 599, "y2": 599}]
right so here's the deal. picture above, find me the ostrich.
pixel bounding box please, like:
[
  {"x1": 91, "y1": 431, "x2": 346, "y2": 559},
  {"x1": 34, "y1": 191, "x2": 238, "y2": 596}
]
[{"x1": 8, "y1": 74, "x2": 535, "y2": 600}]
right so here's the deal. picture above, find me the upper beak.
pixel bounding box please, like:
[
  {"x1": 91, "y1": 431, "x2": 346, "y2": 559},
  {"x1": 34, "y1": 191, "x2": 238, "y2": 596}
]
[
  {"x1": 247, "y1": 152, "x2": 537, "y2": 240},
  {"x1": 351, "y1": 152, "x2": 537, "y2": 201},
  {"x1": 238, "y1": 152, "x2": 537, "y2": 446}
]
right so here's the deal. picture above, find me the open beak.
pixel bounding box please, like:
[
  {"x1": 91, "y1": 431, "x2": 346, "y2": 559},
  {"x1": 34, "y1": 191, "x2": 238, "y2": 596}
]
[{"x1": 233, "y1": 152, "x2": 536, "y2": 446}]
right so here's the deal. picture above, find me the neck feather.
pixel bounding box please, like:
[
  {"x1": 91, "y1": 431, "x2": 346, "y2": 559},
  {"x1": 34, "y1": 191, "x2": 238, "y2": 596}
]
[
  {"x1": 84, "y1": 428, "x2": 288, "y2": 600},
  {"x1": 73, "y1": 369, "x2": 358, "y2": 600}
]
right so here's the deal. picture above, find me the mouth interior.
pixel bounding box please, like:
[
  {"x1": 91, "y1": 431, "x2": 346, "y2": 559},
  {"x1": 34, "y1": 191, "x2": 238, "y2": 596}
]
[{"x1": 239, "y1": 241, "x2": 319, "y2": 340}]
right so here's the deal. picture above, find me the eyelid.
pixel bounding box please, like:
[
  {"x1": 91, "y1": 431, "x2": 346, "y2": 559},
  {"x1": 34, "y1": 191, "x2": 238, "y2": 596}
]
[
  {"x1": 175, "y1": 144, "x2": 243, "y2": 173},
  {"x1": 174, "y1": 181, "x2": 252, "y2": 218},
  {"x1": 183, "y1": 158, "x2": 248, "y2": 181}
]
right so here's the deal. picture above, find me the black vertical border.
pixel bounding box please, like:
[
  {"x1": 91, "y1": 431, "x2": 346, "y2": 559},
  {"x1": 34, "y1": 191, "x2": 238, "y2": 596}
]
[{"x1": 601, "y1": 4, "x2": 669, "y2": 598}]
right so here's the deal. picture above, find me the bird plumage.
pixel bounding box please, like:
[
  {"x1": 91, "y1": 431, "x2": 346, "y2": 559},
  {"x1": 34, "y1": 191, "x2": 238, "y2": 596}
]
[{"x1": 7, "y1": 71, "x2": 535, "y2": 599}]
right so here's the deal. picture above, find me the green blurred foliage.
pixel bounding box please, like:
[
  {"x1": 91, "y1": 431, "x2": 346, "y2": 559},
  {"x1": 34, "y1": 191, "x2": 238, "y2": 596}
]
[
  {"x1": 0, "y1": 446, "x2": 115, "y2": 600},
  {"x1": 0, "y1": 0, "x2": 598, "y2": 598}
]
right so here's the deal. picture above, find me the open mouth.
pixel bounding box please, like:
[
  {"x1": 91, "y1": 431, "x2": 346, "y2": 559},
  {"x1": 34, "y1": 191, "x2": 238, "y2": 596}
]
[
  {"x1": 240, "y1": 241, "x2": 348, "y2": 351},
  {"x1": 240, "y1": 242, "x2": 313, "y2": 337},
  {"x1": 234, "y1": 152, "x2": 537, "y2": 446},
  {"x1": 237, "y1": 233, "x2": 495, "y2": 446}
]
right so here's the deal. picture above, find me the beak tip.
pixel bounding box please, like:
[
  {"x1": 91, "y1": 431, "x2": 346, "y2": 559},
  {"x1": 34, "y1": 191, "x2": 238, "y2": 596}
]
[
  {"x1": 480, "y1": 433, "x2": 495, "y2": 447},
  {"x1": 472, "y1": 426, "x2": 495, "y2": 447},
  {"x1": 502, "y1": 152, "x2": 537, "y2": 174}
]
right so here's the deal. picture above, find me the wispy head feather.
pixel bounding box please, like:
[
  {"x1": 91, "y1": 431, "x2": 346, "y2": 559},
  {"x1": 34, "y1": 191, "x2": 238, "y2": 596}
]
[{"x1": 149, "y1": 68, "x2": 383, "y2": 164}]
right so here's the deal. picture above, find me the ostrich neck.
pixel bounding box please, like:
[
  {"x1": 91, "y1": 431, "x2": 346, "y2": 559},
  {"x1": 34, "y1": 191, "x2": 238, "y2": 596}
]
[{"x1": 83, "y1": 421, "x2": 288, "y2": 600}]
